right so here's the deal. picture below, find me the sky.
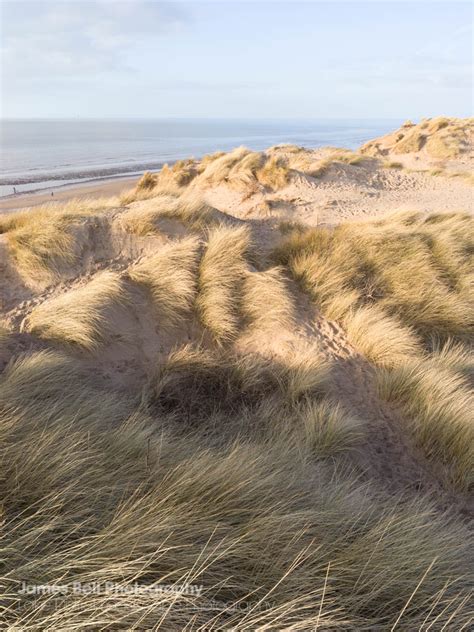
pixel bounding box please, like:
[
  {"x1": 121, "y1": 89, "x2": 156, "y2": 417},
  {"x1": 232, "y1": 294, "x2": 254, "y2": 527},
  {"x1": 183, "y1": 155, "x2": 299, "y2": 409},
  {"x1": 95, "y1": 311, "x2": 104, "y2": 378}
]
[{"x1": 0, "y1": 0, "x2": 472, "y2": 119}]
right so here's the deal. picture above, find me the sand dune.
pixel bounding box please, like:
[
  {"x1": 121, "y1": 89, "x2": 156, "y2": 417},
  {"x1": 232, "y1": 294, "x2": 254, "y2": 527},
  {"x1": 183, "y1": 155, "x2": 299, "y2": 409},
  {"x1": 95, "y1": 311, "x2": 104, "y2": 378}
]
[{"x1": 1, "y1": 119, "x2": 473, "y2": 629}]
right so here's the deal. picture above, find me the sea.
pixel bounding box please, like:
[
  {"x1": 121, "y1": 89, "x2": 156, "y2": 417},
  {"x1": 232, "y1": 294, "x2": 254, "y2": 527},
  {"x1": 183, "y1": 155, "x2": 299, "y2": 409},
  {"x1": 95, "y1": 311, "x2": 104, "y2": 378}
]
[{"x1": 0, "y1": 118, "x2": 401, "y2": 198}]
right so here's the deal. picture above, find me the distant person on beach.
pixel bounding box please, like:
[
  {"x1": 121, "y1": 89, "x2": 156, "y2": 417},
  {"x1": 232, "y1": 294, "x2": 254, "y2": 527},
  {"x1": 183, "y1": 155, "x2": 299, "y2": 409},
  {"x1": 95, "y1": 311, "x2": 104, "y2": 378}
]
[
  {"x1": 51, "y1": 191, "x2": 54, "y2": 197},
  {"x1": 13, "y1": 186, "x2": 17, "y2": 195}
]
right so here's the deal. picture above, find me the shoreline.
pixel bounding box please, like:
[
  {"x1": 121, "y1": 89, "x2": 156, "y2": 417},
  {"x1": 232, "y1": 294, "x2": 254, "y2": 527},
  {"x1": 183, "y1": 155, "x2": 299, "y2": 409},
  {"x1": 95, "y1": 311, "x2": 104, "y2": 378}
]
[{"x1": 0, "y1": 174, "x2": 141, "y2": 213}]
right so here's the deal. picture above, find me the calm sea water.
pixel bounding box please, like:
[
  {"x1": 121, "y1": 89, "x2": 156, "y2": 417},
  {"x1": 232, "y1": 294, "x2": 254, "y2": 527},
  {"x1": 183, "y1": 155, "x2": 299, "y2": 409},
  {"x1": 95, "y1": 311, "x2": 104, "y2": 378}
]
[{"x1": 0, "y1": 118, "x2": 400, "y2": 197}]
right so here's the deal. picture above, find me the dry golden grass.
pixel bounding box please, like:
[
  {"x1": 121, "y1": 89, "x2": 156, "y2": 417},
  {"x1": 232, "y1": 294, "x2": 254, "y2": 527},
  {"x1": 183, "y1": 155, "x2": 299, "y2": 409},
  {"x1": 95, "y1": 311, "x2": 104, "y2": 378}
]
[
  {"x1": 425, "y1": 134, "x2": 463, "y2": 159},
  {"x1": 275, "y1": 211, "x2": 474, "y2": 344},
  {"x1": 196, "y1": 224, "x2": 250, "y2": 342},
  {"x1": 199, "y1": 145, "x2": 251, "y2": 185},
  {"x1": 429, "y1": 339, "x2": 473, "y2": 377},
  {"x1": 1, "y1": 350, "x2": 472, "y2": 629},
  {"x1": 128, "y1": 237, "x2": 201, "y2": 328},
  {"x1": 256, "y1": 155, "x2": 291, "y2": 189},
  {"x1": 121, "y1": 190, "x2": 221, "y2": 235},
  {"x1": 1, "y1": 147, "x2": 473, "y2": 629},
  {"x1": 297, "y1": 398, "x2": 364, "y2": 456},
  {"x1": 0, "y1": 199, "x2": 118, "y2": 285},
  {"x1": 158, "y1": 158, "x2": 201, "y2": 187},
  {"x1": 289, "y1": 149, "x2": 370, "y2": 179},
  {"x1": 195, "y1": 147, "x2": 291, "y2": 192},
  {"x1": 227, "y1": 151, "x2": 265, "y2": 187},
  {"x1": 362, "y1": 117, "x2": 472, "y2": 160},
  {"x1": 26, "y1": 272, "x2": 130, "y2": 351},
  {"x1": 376, "y1": 358, "x2": 474, "y2": 491},
  {"x1": 282, "y1": 346, "x2": 331, "y2": 404},
  {"x1": 136, "y1": 170, "x2": 158, "y2": 190},
  {"x1": 0, "y1": 325, "x2": 8, "y2": 343},
  {"x1": 119, "y1": 180, "x2": 183, "y2": 205},
  {"x1": 342, "y1": 305, "x2": 422, "y2": 368},
  {"x1": 393, "y1": 129, "x2": 426, "y2": 153},
  {"x1": 242, "y1": 266, "x2": 295, "y2": 331}
]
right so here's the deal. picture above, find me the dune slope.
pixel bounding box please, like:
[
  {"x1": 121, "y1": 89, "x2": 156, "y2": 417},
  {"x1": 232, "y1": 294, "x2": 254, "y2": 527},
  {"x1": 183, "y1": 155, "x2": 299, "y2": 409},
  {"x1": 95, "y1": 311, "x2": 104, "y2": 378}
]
[{"x1": 0, "y1": 120, "x2": 473, "y2": 630}]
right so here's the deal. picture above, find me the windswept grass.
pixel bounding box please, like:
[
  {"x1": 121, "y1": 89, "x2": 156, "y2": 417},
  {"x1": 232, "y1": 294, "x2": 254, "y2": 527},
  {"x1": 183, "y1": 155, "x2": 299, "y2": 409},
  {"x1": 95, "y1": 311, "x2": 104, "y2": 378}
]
[
  {"x1": 26, "y1": 271, "x2": 130, "y2": 351},
  {"x1": 1, "y1": 350, "x2": 472, "y2": 629},
  {"x1": 256, "y1": 155, "x2": 291, "y2": 189},
  {"x1": 127, "y1": 237, "x2": 201, "y2": 328},
  {"x1": 158, "y1": 158, "x2": 200, "y2": 187},
  {"x1": 393, "y1": 129, "x2": 426, "y2": 153},
  {"x1": 136, "y1": 170, "x2": 158, "y2": 190},
  {"x1": 289, "y1": 149, "x2": 371, "y2": 179},
  {"x1": 362, "y1": 117, "x2": 472, "y2": 160},
  {"x1": 274, "y1": 211, "x2": 474, "y2": 344},
  {"x1": 283, "y1": 346, "x2": 331, "y2": 404},
  {"x1": 383, "y1": 160, "x2": 404, "y2": 169},
  {"x1": 199, "y1": 146, "x2": 251, "y2": 185},
  {"x1": 0, "y1": 325, "x2": 8, "y2": 344},
  {"x1": 297, "y1": 398, "x2": 364, "y2": 456},
  {"x1": 242, "y1": 266, "x2": 295, "y2": 331},
  {"x1": 376, "y1": 359, "x2": 474, "y2": 491},
  {"x1": 429, "y1": 339, "x2": 473, "y2": 377},
  {"x1": 121, "y1": 191, "x2": 222, "y2": 235},
  {"x1": 342, "y1": 305, "x2": 422, "y2": 367},
  {"x1": 0, "y1": 199, "x2": 114, "y2": 285},
  {"x1": 196, "y1": 147, "x2": 291, "y2": 191},
  {"x1": 196, "y1": 225, "x2": 250, "y2": 342},
  {"x1": 426, "y1": 134, "x2": 464, "y2": 159}
]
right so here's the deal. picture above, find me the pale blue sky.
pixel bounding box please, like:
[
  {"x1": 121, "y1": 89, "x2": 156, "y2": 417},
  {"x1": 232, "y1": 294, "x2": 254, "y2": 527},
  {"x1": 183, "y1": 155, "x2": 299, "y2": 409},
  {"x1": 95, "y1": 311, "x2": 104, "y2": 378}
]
[{"x1": 1, "y1": 1, "x2": 472, "y2": 119}]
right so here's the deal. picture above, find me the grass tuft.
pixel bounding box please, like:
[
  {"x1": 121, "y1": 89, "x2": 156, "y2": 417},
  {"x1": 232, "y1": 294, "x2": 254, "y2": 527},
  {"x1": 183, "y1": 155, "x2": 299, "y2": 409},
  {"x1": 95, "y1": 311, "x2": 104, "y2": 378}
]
[
  {"x1": 196, "y1": 225, "x2": 250, "y2": 342},
  {"x1": 242, "y1": 267, "x2": 295, "y2": 331},
  {"x1": 127, "y1": 237, "x2": 201, "y2": 328},
  {"x1": 26, "y1": 271, "x2": 130, "y2": 351},
  {"x1": 376, "y1": 359, "x2": 474, "y2": 491}
]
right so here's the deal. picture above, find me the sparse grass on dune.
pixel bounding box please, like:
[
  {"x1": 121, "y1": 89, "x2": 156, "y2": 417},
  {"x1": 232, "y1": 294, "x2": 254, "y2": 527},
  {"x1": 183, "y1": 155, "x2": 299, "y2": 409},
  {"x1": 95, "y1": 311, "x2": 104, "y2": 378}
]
[
  {"x1": 0, "y1": 199, "x2": 115, "y2": 285},
  {"x1": 196, "y1": 224, "x2": 250, "y2": 342},
  {"x1": 289, "y1": 149, "x2": 372, "y2": 179},
  {"x1": 158, "y1": 158, "x2": 201, "y2": 187},
  {"x1": 242, "y1": 266, "x2": 295, "y2": 331},
  {"x1": 121, "y1": 190, "x2": 222, "y2": 235},
  {"x1": 195, "y1": 147, "x2": 292, "y2": 191},
  {"x1": 1, "y1": 351, "x2": 472, "y2": 629},
  {"x1": 376, "y1": 359, "x2": 474, "y2": 491},
  {"x1": 136, "y1": 170, "x2": 158, "y2": 190},
  {"x1": 26, "y1": 271, "x2": 130, "y2": 351},
  {"x1": 362, "y1": 117, "x2": 472, "y2": 160},
  {"x1": 0, "y1": 197, "x2": 116, "y2": 235},
  {"x1": 119, "y1": 180, "x2": 183, "y2": 205},
  {"x1": 383, "y1": 160, "x2": 404, "y2": 169},
  {"x1": 199, "y1": 145, "x2": 251, "y2": 185},
  {"x1": 127, "y1": 236, "x2": 201, "y2": 328}
]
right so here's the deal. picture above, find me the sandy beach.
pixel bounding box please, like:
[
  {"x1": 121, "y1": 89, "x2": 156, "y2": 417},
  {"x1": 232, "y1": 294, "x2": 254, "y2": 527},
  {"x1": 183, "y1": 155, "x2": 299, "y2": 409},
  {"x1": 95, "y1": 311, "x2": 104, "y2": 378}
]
[{"x1": 0, "y1": 175, "x2": 139, "y2": 213}]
